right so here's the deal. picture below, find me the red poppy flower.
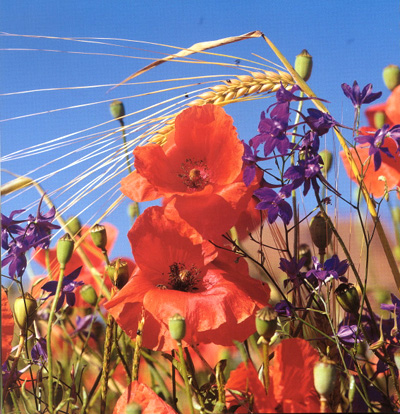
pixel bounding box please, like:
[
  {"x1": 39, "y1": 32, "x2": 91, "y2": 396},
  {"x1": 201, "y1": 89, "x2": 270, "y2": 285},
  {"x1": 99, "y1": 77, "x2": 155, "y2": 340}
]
[
  {"x1": 340, "y1": 127, "x2": 400, "y2": 198},
  {"x1": 226, "y1": 338, "x2": 320, "y2": 413},
  {"x1": 386, "y1": 84, "x2": 400, "y2": 125},
  {"x1": 105, "y1": 206, "x2": 270, "y2": 351},
  {"x1": 113, "y1": 381, "x2": 178, "y2": 414},
  {"x1": 1, "y1": 288, "x2": 14, "y2": 364},
  {"x1": 120, "y1": 104, "x2": 260, "y2": 239}
]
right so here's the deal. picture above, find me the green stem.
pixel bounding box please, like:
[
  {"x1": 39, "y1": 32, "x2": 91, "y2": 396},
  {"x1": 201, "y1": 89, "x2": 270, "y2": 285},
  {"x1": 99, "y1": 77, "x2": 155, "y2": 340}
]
[
  {"x1": 262, "y1": 340, "x2": 270, "y2": 394},
  {"x1": 121, "y1": 122, "x2": 132, "y2": 174},
  {"x1": 100, "y1": 312, "x2": 114, "y2": 414},
  {"x1": 177, "y1": 341, "x2": 194, "y2": 414}
]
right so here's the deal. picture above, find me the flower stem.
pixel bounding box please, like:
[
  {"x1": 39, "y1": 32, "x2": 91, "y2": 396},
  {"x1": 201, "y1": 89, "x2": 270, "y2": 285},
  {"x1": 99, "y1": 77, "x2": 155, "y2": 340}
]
[
  {"x1": 132, "y1": 311, "x2": 145, "y2": 381},
  {"x1": 3, "y1": 334, "x2": 25, "y2": 402},
  {"x1": 120, "y1": 122, "x2": 133, "y2": 174},
  {"x1": 177, "y1": 341, "x2": 194, "y2": 414},
  {"x1": 262, "y1": 339, "x2": 270, "y2": 394},
  {"x1": 100, "y1": 310, "x2": 115, "y2": 414}
]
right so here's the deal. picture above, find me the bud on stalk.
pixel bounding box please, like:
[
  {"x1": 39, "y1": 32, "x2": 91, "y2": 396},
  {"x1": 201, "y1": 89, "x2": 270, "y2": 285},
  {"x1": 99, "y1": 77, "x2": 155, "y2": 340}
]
[
  {"x1": 14, "y1": 293, "x2": 37, "y2": 333},
  {"x1": 295, "y1": 49, "x2": 313, "y2": 82}
]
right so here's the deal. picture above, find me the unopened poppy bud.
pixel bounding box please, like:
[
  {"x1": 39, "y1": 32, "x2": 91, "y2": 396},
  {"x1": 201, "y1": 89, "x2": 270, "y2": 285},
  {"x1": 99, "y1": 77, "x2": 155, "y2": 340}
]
[
  {"x1": 335, "y1": 283, "x2": 360, "y2": 314},
  {"x1": 374, "y1": 111, "x2": 386, "y2": 129},
  {"x1": 66, "y1": 216, "x2": 82, "y2": 237},
  {"x1": 313, "y1": 357, "x2": 337, "y2": 398},
  {"x1": 79, "y1": 285, "x2": 98, "y2": 306},
  {"x1": 383, "y1": 64, "x2": 400, "y2": 91},
  {"x1": 127, "y1": 202, "x2": 140, "y2": 221},
  {"x1": 309, "y1": 212, "x2": 332, "y2": 251},
  {"x1": 256, "y1": 307, "x2": 277, "y2": 341},
  {"x1": 107, "y1": 259, "x2": 130, "y2": 289},
  {"x1": 110, "y1": 100, "x2": 125, "y2": 125},
  {"x1": 348, "y1": 374, "x2": 356, "y2": 403},
  {"x1": 57, "y1": 233, "x2": 74, "y2": 267},
  {"x1": 319, "y1": 150, "x2": 333, "y2": 176},
  {"x1": 90, "y1": 224, "x2": 107, "y2": 250},
  {"x1": 126, "y1": 402, "x2": 142, "y2": 414},
  {"x1": 299, "y1": 243, "x2": 312, "y2": 269},
  {"x1": 295, "y1": 49, "x2": 313, "y2": 82},
  {"x1": 14, "y1": 293, "x2": 37, "y2": 333},
  {"x1": 169, "y1": 313, "x2": 186, "y2": 341}
]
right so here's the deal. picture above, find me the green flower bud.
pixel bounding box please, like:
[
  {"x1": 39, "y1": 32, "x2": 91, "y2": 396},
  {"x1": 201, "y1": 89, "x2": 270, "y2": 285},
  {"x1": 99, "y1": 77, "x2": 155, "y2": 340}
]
[
  {"x1": 110, "y1": 100, "x2": 126, "y2": 124},
  {"x1": 255, "y1": 307, "x2": 277, "y2": 341},
  {"x1": 295, "y1": 49, "x2": 313, "y2": 82},
  {"x1": 14, "y1": 293, "x2": 37, "y2": 333},
  {"x1": 299, "y1": 243, "x2": 312, "y2": 269},
  {"x1": 66, "y1": 216, "x2": 82, "y2": 237},
  {"x1": 128, "y1": 202, "x2": 140, "y2": 221},
  {"x1": 313, "y1": 358, "x2": 337, "y2": 398},
  {"x1": 125, "y1": 402, "x2": 142, "y2": 414},
  {"x1": 383, "y1": 64, "x2": 400, "y2": 91},
  {"x1": 107, "y1": 259, "x2": 130, "y2": 289},
  {"x1": 90, "y1": 224, "x2": 107, "y2": 250},
  {"x1": 373, "y1": 111, "x2": 386, "y2": 129},
  {"x1": 57, "y1": 233, "x2": 74, "y2": 267},
  {"x1": 169, "y1": 313, "x2": 186, "y2": 341},
  {"x1": 309, "y1": 212, "x2": 333, "y2": 252},
  {"x1": 79, "y1": 285, "x2": 98, "y2": 306},
  {"x1": 319, "y1": 149, "x2": 333, "y2": 176},
  {"x1": 335, "y1": 283, "x2": 360, "y2": 315}
]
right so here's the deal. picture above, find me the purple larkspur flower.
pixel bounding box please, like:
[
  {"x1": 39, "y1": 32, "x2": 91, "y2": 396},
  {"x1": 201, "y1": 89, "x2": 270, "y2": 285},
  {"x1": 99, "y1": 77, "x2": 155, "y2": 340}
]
[
  {"x1": 71, "y1": 315, "x2": 96, "y2": 338},
  {"x1": 31, "y1": 337, "x2": 47, "y2": 366},
  {"x1": 42, "y1": 266, "x2": 84, "y2": 311},
  {"x1": 253, "y1": 187, "x2": 293, "y2": 225},
  {"x1": 279, "y1": 256, "x2": 307, "y2": 289},
  {"x1": 274, "y1": 300, "x2": 294, "y2": 318},
  {"x1": 341, "y1": 81, "x2": 382, "y2": 108},
  {"x1": 1, "y1": 237, "x2": 31, "y2": 278},
  {"x1": 306, "y1": 255, "x2": 348, "y2": 284},
  {"x1": 305, "y1": 108, "x2": 338, "y2": 136},
  {"x1": 336, "y1": 325, "x2": 364, "y2": 345},
  {"x1": 381, "y1": 293, "x2": 400, "y2": 313},
  {"x1": 242, "y1": 141, "x2": 259, "y2": 186},
  {"x1": 1, "y1": 209, "x2": 27, "y2": 250}
]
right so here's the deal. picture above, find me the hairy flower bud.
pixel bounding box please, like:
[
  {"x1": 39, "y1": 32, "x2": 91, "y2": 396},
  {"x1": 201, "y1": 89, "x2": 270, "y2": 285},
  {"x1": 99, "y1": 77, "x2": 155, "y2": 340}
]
[
  {"x1": 79, "y1": 285, "x2": 98, "y2": 306},
  {"x1": 256, "y1": 307, "x2": 277, "y2": 341},
  {"x1": 57, "y1": 233, "x2": 74, "y2": 267},
  {"x1": 313, "y1": 357, "x2": 337, "y2": 398},
  {"x1": 66, "y1": 216, "x2": 82, "y2": 237},
  {"x1": 110, "y1": 100, "x2": 126, "y2": 124},
  {"x1": 90, "y1": 224, "x2": 107, "y2": 250},
  {"x1": 295, "y1": 49, "x2": 313, "y2": 82},
  {"x1": 309, "y1": 212, "x2": 332, "y2": 252},
  {"x1": 319, "y1": 149, "x2": 333, "y2": 176},
  {"x1": 14, "y1": 293, "x2": 37, "y2": 333},
  {"x1": 383, "y1": 64, "x2": 400, "y2": 91},
  {"x1": 107, "y1": 259, "x2": 130, "y2": 289},
  {"x1": 169, "y1": 313, "x2": 186, "y2": 341},
  {"x1": 335, "y1": 283, "x2": 360, "y2": 315}
]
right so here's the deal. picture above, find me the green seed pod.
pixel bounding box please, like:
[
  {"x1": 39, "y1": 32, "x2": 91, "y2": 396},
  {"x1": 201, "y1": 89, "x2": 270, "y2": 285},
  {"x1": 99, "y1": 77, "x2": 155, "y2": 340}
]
[
  {"x1": 79, "y1": 285, "x2": 98, "y2": 306},
  {"x1": 309, "y1": 212, "x2": 333, "y2": 251},
  {"x1": 107, "y1": 259, "x2": 130, "y2": 289},
  {"x1": 66, "y1": 216, "x2": 82, "y2": 237},
  {"x1": 373, "y1": 111, "x2": 386, "y2": 129},
  {"x1": 295, "y1": 49, "x2": 313, "y2": 82},
  {"x1": 335, "y1": 283, "x2": 360, "y2": 315},
  {"x1": 319, "y1": 149, "x2": 333, "y2": 176},
  {"x1": 313, "y1": 358, "x2": 337, "y2": 398},
  {"x1": 383, "y1": 64, "x2": 400, "y2": 91},
  {"x1": 255, "y1": 307, "x2": 277, "y2": 340},
  {"x1": 14, "y1": 293, "x2": 37, "y2": 333},
  {"x1": 348, "y1": 374, "x2": 356, "y2": 403},
  {"x1": 168, "y1": 313, "x2": 186, "y2": 341},
  {"x1": 299, "y1": 243, "x2": 312, "y2": 269},
  {"x1": 125, "y1": 402, "x2": 142, "y2": 414},
  {"x1": 56, "y1": 233, "x2": 74, "y2": 267},
  {"x1": 90, "y1": 224, "x2": 107, "y2": 250},
  {"x1": 110, "y1": 100, "x2": 126, "y2": 124}
]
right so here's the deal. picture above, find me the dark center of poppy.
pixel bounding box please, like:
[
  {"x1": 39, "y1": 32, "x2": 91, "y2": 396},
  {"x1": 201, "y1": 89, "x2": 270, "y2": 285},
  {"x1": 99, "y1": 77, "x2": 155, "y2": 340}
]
[
  {"x1": 168, "y1": 262, "x2": 200, "y2": 292},
  {"x1": 178, "y1": 158, "x2": 209, "y2": 192}
]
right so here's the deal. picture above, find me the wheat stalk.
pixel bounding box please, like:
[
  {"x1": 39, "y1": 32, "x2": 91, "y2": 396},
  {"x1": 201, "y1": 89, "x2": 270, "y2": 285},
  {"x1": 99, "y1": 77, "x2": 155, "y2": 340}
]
[{"x1": 149, "y1": 69, "x2": 294, "y2": 145}]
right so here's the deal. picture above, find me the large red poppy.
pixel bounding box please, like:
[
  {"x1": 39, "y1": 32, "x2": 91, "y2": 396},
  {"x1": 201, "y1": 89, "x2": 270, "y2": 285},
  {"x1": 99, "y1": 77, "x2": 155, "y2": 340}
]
[
  {"x1": 1, "y1": 288, "x2": 14, "y2": 364},
  {"x1": 105, "y1": 206, "x2": 270, "y2": 351},
  {"x1": 225, "y1": 338, "x2": 320, "y2": 413},
  {"x1": 340, "y1": 127, "x2": 400, "y2": 198},
  {"x1": 120, "y1": 105, "x2": 260, "y2": 239},
  {"x1": 113, "y1": 381, "x2": 178, "y2": 414}
]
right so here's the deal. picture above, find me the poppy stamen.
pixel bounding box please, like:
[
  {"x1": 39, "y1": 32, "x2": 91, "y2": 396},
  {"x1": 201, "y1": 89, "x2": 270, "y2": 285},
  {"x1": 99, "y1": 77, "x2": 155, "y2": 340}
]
[
  {"x1": 178, "y1": 158, "x2": 209, "y2": 191},
  {"x1": 168, "y1": 262, "x2": 200, "y2": 292}
]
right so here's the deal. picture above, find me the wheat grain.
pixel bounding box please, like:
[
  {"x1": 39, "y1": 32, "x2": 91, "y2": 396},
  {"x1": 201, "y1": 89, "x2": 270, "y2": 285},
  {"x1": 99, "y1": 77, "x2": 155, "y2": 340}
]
[{"x1": 148, "y1": 70, "x2": 295, "y2": 145}]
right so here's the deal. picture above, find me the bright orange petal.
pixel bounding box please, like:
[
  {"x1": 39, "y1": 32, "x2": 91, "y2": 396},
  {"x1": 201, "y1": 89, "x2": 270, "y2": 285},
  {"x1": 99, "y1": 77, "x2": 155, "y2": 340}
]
[
  {"x1": 386, "y1": 84, "x2": 400, "y2": 125},
  {"x1": 2, "y1": 288, "x2": 14, "y2": 364}
]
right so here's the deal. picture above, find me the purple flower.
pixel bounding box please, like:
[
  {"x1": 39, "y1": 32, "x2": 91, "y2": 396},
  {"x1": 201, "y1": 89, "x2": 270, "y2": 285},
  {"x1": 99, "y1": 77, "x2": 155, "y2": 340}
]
[
  {"x1": 71, "y1": 315, "x2": 96, "y2": 338},
  {"x1": 1, "y1": 209, "x2": 26, "y2": 250},
  {"x1": 42, "y1": 266, "x2": 84, "y2": 311},
  {"x1": 1, "y1": 238, "x2": 31, "y2": 278},
  {"x1": 242, "y1": 141, "x2": 259, "y2": 186},
  {"x1": 341, "y1": 81, "x2": 382, "y2": 108},
  {"x1": 279, "y1": 256, "x2": 307, "y2": 289},
  {"x1": 305, "y1": 108, "x2": 338, "y2": 136},
  {"x1": 306, "y1": 255, "x2": 348, "y2": 284},
  {"x1": 274, "y1": 300, "x2": 294, "y2": 318},
  {"x1": 253, "y1": 187, "x2": 293, "y2": 225},
  {"x1": 381, "y1": 293, "x2": 400, "y2": 313},
  {"x1": 31, "y1": 337, "x2": 47, "y2": 366},
  {"x1": 336, "y1": 325, "x2": 364, "y2": 345}
]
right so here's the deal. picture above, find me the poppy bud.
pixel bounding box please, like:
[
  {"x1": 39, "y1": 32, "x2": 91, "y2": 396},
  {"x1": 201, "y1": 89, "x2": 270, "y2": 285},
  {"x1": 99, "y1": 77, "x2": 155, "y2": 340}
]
[
  {"x1": 169, "y1": 313, "x2": 186, "y2": 341},
  {"x1": 14, "y1": 293, "x2": 37, "y2": 333},
  {"x1": 110, "y1": 100, "x2": 126, "y2": 124},
  {"x1": 66, "y1": 216, "x2": 82, "y2": 237},
  {"x1": 90, "y1": 224, "x2": 107, "y2": 250},
  {"x1": 309, "y1": 212, "x2": 332, "y2": 252},
  {"x1": 295, "y1": 49, "x2": 313, "y2": 82},
  {"x1": 299, "y1": 243, "x2": 312, "y2": 269},
  {"x1": 335, "y1": 283, "x2": 360, "y2": 315},
  {"x1": 256, "y1": 307, "x2": 277, "y2": 341},
  {"x1": 383, "y1": 64, "x2": 400, "y2": 91},
  {"x1": 126, "y1": 402, "x2": 142, "y2": 414},
  {"x1": 373, "y1": 111, "x2": 386, "y2": 129},
  {"x1": 127, "y1": 202, "x2": 140, "y2": 221},
  {"x1": 57, "y1": 233, "x2": 74, "y2": 267},
  {"x1": 319, "y1": 150, "x2": 333, "y2": 176},
  {"x1": 107, "y1": 259, "x2": 130, "y2": 289},
  {"x1": 79, "y1": 285, "x2": 98, "y2": 306},
  {"x1": 313, "y1": 357, "x2": 337, "y2": 398}
]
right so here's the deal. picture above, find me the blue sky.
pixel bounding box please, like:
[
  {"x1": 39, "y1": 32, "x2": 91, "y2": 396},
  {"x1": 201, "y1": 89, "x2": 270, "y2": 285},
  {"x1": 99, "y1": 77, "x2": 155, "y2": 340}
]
[{"x1": 2, "y1": 1, "x2": 400, "y2": 263}]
